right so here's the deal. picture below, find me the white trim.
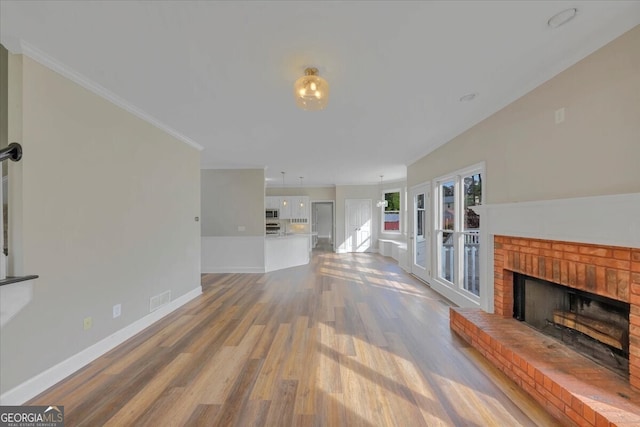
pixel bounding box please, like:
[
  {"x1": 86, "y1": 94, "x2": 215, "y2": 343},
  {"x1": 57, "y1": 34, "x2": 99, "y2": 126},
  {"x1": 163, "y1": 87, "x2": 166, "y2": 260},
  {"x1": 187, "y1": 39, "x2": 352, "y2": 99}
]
[
  {"x1": 430, "y1": 162, "x2": 485, "y2": 308},
  {"x1": 0, "y1": 286, "x2": 202, "y2": 405},
  {"x1": 15, "y1": 40, "x2": 203, "y2": 152}
]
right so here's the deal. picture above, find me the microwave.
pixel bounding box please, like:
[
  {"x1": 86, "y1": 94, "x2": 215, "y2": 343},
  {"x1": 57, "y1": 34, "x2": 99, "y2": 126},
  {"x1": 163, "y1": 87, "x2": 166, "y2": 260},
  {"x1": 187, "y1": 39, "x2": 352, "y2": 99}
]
[{"x1": 266, "y1": 209, "x2": 279, "y2": 219}]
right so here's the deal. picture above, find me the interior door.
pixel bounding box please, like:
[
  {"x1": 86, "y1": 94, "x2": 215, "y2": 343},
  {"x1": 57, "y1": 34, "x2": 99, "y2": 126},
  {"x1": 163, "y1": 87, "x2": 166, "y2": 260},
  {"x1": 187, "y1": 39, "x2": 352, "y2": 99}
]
[
  {"x1": 345, "y1": 199, "x2": 372, "y2": 252},
  {"x1": 411, "y1": 184, "x2": 430, "y2": 281}
]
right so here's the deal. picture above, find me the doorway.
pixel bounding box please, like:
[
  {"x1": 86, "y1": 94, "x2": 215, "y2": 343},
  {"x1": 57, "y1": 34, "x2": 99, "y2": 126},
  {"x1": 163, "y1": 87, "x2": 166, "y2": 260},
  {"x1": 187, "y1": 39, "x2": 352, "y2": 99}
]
[{"x1": 311, "y1": 201, "x2": 334, "y2": 251}]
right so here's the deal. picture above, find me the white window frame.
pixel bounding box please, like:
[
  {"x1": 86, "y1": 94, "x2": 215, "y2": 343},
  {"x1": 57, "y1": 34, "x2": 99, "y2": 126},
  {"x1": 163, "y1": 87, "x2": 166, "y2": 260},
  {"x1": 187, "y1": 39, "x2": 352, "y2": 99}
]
[
  {"x1": 380, "y1": 188, "x2": 401, "y2": 235},
  {"x1": 432, "y1": 162, "x2": 484, "y2": 302}
]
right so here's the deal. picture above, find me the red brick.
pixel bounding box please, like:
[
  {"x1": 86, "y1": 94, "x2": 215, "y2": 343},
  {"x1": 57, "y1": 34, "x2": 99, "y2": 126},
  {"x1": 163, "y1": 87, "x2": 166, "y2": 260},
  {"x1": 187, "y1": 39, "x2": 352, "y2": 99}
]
[
  {"x1": 633, "y1": 273, "x2": 640, "y2": 285},
  {"x1": 530, "y1": 240, "x2": 553, "y2": 250},
  {"x1": 560, "y1": 260, "x2": 570, "y2": 285},
  {"x1": 553, "y1": 242, "x2": 579, "y2": 253},
  {"x1": 595, "y1": 412, "x2": 610, "y2": 427},
  {"x1": 565, "y1": 405, "x2": 585, "y2": 426},
  {"x1": 571, "y1": 395, "x2": 584, "y2": 415},
  {"x1": 542, "y1": 249, "x2": 564, "y2": 259},
  {"x1": 564, "y1": 252, "x2": 582, "y2": 262},
  {"x1": 540, "y1": 386, "x2": 564, "y2": 411},
  {"x1": 551, "y1": 382, "x2": 563, "y2": 399},
  {"x1": 632, "y1": 249, "x2": 640, "y2": 262},
  {"x1": 579, "y1": 246, "x2": 613, "y2": 258},
  {"x1": 613, "y1": 249, "x2": 632, "y2": 261},
  {"x1": 512, "y1": 238, "x2": 531, "y2": 247},
  {"x1": 569, "y1": 263, "x2": 577, "y2": 287},
  {"x1": 618, "y1": 270, "x2": 630, "y2": 301},
  {"x1": 606, "y1": 269, "x2": 618, "y2": 298},
  {"x1": 534, "y1": 369, "x2": 544, "y2": 385},
  {"x1": 632, "y1": 262, "x2": 640, "y2": 273},
  {"x1": 545, "y1": 257, "x2": 554, "y2": 279},
  {"x1": 583, "y1": 403, "x2": 597, "y2": 425},
  {"x1": 577, "y1": 263, "x2": 587, "y2": 287}
]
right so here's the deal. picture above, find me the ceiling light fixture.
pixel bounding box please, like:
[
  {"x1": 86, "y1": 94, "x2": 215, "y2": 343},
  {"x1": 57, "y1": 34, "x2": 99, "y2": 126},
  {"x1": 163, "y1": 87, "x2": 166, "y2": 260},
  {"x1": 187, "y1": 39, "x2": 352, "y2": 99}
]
[
  {"x1": 547, "y1": 8, "x2": 578, "y2": 29},
  {"x1": 299, "y1": 177, "x2": 305, "y2": 208},
  {"x1": 376, "y1": 175, "x2": 388, "y2": 208},
  {"x1": 281, "y1": 172, "x2": 288, "y2": 207},
  {"x1": 459, "y1": 93, "x2": 478, "y2": 102},
  {"x1": 294, "y1": 67, "x2": 329, "y2": 111}
]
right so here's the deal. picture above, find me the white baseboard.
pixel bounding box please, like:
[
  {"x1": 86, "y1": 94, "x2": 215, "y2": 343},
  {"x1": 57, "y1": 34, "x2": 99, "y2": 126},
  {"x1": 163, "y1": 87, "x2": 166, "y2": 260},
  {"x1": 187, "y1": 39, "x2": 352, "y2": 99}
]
[
  {"x1": 0, "y1": 286, "x2": 202, "y2": 405},
  {"x1": 202, "y1": 266, "x2": 264, "y2": 273}
]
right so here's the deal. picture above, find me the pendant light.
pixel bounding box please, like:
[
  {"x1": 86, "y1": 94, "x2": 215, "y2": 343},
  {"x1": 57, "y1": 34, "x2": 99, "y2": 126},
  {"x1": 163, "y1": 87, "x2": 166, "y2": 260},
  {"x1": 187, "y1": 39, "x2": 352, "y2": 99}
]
[
  {"x1": 281, "y1": 172, "x2": 287, "y2": 207},
  {"x1": 376, "y1": 175, "x2": 388, "y2": 208},
  {"x1": 299, "y1": 177, "x2": 304, "y2": 208},
  {"x1": 294, "y1": 67, "x2": 329, "y2": 111}
]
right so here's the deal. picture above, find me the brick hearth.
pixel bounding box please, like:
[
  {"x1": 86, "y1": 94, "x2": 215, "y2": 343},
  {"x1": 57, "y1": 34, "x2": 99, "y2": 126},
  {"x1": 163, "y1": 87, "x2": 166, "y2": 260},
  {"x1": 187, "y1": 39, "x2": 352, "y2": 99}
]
[{"x1": 450, "y1": 235, "x2": 640, "y2": 426}]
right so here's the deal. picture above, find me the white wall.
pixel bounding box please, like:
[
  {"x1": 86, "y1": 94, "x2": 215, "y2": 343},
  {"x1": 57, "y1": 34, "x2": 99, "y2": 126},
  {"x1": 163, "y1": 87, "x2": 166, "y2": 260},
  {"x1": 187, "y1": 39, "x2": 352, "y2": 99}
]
[{"x1": 1, "y1": 54, "x2": 202, "y2": 398}]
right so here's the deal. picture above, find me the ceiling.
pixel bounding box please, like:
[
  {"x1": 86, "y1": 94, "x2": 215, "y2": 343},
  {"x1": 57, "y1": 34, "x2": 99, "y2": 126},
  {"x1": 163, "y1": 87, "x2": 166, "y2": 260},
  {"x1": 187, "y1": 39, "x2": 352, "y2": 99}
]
[{"x1": 2, "y1": 1, "x2": 639, "y2": 187}]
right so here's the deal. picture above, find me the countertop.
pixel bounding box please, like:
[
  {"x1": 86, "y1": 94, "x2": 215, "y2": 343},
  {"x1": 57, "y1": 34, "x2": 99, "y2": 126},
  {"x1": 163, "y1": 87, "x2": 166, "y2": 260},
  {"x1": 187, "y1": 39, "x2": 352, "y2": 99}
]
[{"x1": 265, "y1": 233, "x2": 311, "y2": 239}]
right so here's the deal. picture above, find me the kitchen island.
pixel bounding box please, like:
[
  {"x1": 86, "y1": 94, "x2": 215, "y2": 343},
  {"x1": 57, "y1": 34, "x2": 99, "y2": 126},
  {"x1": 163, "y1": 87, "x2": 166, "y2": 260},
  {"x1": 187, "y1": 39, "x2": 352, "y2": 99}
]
[{"x1": 265, "y1": 234, "x2": 311, "y2": 272}]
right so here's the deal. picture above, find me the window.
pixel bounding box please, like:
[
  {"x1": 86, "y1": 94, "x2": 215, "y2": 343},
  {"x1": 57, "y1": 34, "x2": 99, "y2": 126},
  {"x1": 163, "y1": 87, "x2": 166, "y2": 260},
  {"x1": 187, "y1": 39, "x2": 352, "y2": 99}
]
[
  {"x1": 434, "y1": 164, "x2": 483, "y2": 297},
  {"x1": 382, "y1": 190, "x2": 400, "y2": 233}
]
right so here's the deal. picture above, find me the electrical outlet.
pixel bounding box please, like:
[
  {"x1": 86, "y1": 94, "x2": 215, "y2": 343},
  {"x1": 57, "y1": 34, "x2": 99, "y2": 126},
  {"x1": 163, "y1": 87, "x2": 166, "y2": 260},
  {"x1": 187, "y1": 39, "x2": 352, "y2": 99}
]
[
  {"x1": 83, "y1": 317, "x2": 93, "y2": 330},
  {"x1": 238, "y1": 225, "x2": 246, "y2": 232},
  {"x1": 555, "y1": 107, "x2": 565, "y2": 124},
  {"x1": 113, "y1": 304, "x2": 121, "y2": 318}
]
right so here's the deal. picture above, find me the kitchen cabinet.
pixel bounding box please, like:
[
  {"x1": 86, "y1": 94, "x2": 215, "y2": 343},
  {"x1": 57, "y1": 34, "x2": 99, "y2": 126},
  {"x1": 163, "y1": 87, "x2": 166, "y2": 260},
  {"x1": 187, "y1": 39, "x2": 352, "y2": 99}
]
[
  {"x1": 289, "y1": 196, "x2": 309, "y2": 221},
  {"x1": 279, "y1": 197, "x2": 292, "y2": 219},
  {"x1": 265, "y1": 196, "x2": 281, "y2": 210},
  {"x1": 266, "y1": 196, "x2": 309, "y2": 221}
]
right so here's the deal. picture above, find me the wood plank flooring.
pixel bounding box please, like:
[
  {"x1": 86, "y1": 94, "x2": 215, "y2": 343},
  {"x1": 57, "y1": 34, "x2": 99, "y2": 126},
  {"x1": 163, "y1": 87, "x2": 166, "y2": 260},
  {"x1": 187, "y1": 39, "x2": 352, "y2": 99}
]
[{"x1": 28, "y1": 250, "x2": 562, "y2": 426}]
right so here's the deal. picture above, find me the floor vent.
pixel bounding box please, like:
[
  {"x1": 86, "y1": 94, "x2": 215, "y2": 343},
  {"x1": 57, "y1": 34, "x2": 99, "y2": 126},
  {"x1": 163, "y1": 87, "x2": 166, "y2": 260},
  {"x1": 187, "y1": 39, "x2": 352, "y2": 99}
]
[{"x1": 149, "y1": 290, "x2": 171, "y2": 312}]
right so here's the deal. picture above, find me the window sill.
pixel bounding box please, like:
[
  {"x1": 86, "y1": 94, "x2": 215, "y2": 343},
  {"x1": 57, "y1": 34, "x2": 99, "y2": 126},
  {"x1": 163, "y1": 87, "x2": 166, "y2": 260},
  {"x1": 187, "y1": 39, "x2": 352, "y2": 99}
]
[{"x1": 0, "y1": 275, "x2": 39, "y2": 287}]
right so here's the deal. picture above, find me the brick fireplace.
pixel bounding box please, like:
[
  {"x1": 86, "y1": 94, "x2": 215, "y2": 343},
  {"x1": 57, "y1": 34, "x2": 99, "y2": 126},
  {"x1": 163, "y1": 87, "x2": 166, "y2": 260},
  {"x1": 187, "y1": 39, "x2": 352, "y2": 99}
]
[
  {"x1": 451, "y1": 234, "x2": 640, "y2": 425},
  {"x1": 493, "y1": 235, "x2": 640, "y2": 388}
]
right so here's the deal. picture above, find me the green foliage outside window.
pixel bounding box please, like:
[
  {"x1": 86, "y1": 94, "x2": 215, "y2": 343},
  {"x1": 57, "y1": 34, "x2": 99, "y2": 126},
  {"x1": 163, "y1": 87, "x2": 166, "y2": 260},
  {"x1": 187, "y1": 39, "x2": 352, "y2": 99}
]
[{"x1": 384, "y1": 191, "x2": 400, "y2": 211}]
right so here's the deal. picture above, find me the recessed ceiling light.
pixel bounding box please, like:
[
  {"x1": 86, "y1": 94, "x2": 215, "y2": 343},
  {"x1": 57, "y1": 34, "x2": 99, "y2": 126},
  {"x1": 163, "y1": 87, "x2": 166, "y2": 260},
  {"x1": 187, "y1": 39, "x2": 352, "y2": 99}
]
[
  {"x1": 547, "y1": 8, "x2": 578, "y2": 29},
  {"x1": 459, "y1": 93, "x2": 478, "y2": 102}
]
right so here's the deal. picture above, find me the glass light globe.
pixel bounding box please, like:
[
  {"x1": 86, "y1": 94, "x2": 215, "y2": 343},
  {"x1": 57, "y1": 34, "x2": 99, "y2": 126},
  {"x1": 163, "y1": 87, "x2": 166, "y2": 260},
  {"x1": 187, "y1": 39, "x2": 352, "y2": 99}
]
[{"x1": 294, "y1": 67, "x2": 329, "y2": 111}]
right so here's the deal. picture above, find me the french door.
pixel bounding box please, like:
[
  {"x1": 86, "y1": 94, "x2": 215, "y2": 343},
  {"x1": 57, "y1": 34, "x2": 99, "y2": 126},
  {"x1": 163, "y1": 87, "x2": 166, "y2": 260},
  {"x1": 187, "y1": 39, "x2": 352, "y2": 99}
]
[{"x1": 410, "y1": 184, "x2": 430, "y2": 281}]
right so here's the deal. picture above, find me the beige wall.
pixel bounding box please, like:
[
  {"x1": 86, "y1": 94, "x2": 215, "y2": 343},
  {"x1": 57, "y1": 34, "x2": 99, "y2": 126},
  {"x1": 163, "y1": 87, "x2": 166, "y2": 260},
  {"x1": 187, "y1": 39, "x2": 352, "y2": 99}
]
[
  {"x1": 201, "y1": 169, "x2": 264, "y2": 236},
  {"x1": 408, "y1": 25, "x2": 640, "y2": 202},
  {"x1": 266, "y1": 186, "x2": 336, "y2": 201},
  {"x1": 0, "y1": 55, "x2": 201, "y2": 395}
]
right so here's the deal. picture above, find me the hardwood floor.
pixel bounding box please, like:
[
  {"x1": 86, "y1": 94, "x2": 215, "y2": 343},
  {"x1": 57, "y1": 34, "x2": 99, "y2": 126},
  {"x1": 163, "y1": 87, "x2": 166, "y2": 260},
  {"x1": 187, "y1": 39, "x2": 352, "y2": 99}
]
[{"x1": 28, "y1": 251, "x2": 562, "y2": 426}]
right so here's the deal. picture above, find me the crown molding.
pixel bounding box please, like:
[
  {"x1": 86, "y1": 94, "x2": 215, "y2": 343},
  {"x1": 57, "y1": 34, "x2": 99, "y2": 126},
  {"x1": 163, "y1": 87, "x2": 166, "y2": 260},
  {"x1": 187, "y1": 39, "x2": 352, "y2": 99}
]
[{"x1": 15, "y1": 40, "x2": 204, "y2": 151}]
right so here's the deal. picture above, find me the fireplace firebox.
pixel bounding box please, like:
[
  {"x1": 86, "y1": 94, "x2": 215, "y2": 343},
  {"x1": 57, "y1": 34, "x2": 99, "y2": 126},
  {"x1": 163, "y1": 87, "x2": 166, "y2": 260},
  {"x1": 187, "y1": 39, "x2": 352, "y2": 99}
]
[{"x1": 513, "y1": 273, "x2": 630, "y2": 378}]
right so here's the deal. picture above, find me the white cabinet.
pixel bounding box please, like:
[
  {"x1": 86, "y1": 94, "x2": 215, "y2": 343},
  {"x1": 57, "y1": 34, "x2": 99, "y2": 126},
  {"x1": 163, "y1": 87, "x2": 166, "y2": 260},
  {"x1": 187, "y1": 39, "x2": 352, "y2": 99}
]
[
  {"x1": 279, "y1": 197, "x2": 292, "y2": 219},
  {"x1": 265, "y1": 196, "x2": 280, "y2": 210},
  {"x1": 289, "y1": 196, "x2": 309, "y2": 221},
  {"x1": 265, "y1": 196, "x2": 309, "y2": 221}
]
